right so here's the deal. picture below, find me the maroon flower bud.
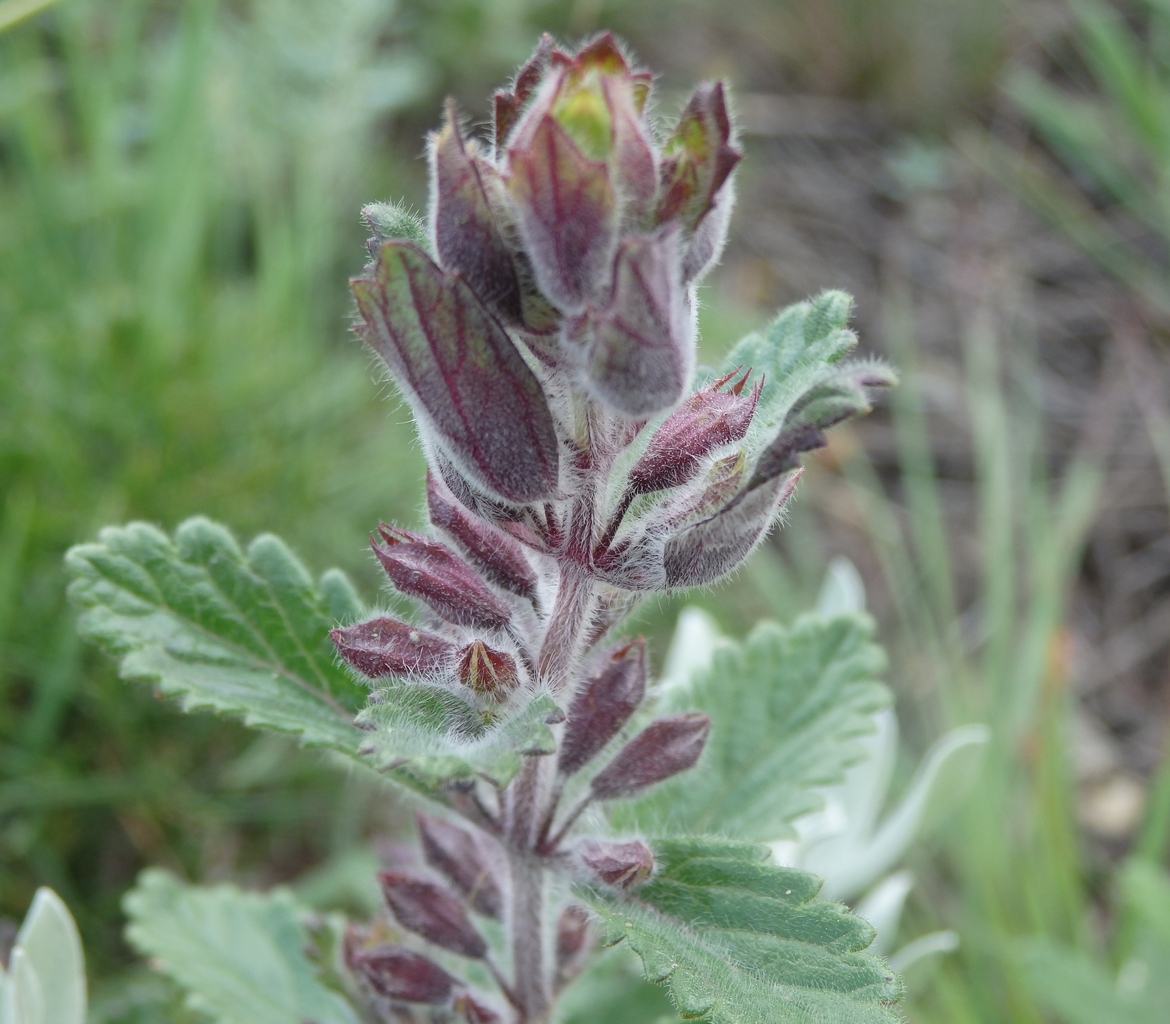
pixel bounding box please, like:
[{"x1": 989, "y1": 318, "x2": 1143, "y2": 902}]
[
  {"x1": 427, "y1": 472, "x2": 538, "y2": 601},
  {"x1": 574, "y1": 226, "x2": 693, "y2": 416},
  {"x1": 558, "y1": 638, "x2": 646, "y2": 775},
  {"x1": 504, "y1": 34, "x2": 658, "y2": 312},
  {"x1": 378, "y1": 872, "x2": 488, "y2": 959},
  {"x1": 416, "y1": 812, "x2": 505, "y2": 919},
  {"x1": 577, "y1": 838, "x2": 654, "y2": 889},
  {"x1": 372, "y1": 525, "x2": 512, "y2": 631},
  {"x1": 661, "y1": 469, "x2": 801, "y2": 587},
  {"x1": 555, "y1": 903, "x2": 592, "y2": 980},
  {"x1": 432, "y1": 105, "x2": 523, "y2": 325},
  {"x1": 455, "y1": 992, "x2": 502, "y2": 1024},
  {"x1": 346, "y1": 940, "x2": 458, "y2": 1004},
  {"x1": 456, "y1": 640, "x2": 520, "y2": 700},
  {"x1": 590, "y1": 712, "x2": 710, "y2": 799},
  {"x1": 628, "y1": 368, "x2": 761, "y2": 494},
  {"x1": 351, "y1": 242, "x2": 560, "y2": 504},
  {"x1": 330, "y1": 617, "x2": 456, "y2": 679},
  {"x1": 506, "y1": 113, "x2": 617, "y2": 312}
]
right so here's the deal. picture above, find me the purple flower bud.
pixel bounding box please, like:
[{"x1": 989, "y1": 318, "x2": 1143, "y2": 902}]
[
  {"x1": 379, "y1": 871, "x2": 488, "y2": 959},
  {"x1": 590, "y1": 712, "x2": 710, "y2": 799},
  {"x1": 628, "y1": 368, "x2": 761, "y2": 494},
  {"x1": 455, "y1": 992, "x2": 503, "y2": 1024},
  {"x1": 330, "y1": 617, "x2": 456, "y2": 679},
  {"x1": 572, "y1": 225, "x2": 693, "y2": 416},
  {"x1": 503, "y1": 34, "x2": 658, "y2": 312},
  {"x1": 352, "y1": 242, "x2": 560, "y2": 504},
  {"x1": 372, "y1": 524, "x2": 512, "y2": 631},
  {"x1": 661, "y1": 469, "x2": 801, "y2": 587},
  {"x1": 456, "y1": 640, "x2": 519, "y2": 700},
  {"x1": 432, "y1": 105, "x2": 523, "y2": 325},
  {"x1": 345, "y1": 937, "x2": 458, "y2": 1004},
  {"x1": 506, "y1": 112, "x2": 618, "y2": 312},
  {"x1": 555, "y1": 903, "x2": 592, "y2": 982},
  {"x1": 427, "y1": 472, "x2": 538, "y2": 601},
  {"x1": 416, "y1": 812, "x2": 505, "y2": 919},
  {"x1": 558, "y1": 638, "x2": 646, "y2": 775},
  {"x1": 576, "y1": 838, "x2": 654, "y2": 889}
]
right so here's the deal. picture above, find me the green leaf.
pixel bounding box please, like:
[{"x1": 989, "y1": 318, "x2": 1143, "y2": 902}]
[
  {"x1": 355, "y1": 685, "x2": 562, "y2": 788},
  {"x1": 616, "y1": 614, "x2": 890, "y2": 841},
  {"x1": 585, "y1": 838, "x2": 902, "y2": 1024},
  {"x1": 66, "y1": 518, "x2": 367, "y2": 759},
  {"x1": 725, "y1": 292, "x2": 896, "y2": 465},
  {"x1": 124, "y1": 870, "x2": 361, "y2": 1024}
]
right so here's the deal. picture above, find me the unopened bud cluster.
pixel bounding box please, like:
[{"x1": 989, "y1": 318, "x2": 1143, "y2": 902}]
[{"x1": 332, "y1": 33, "x2": 890, "y2": 1024}]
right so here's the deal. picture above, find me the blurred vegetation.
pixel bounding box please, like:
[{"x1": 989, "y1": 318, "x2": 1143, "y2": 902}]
[{"x1": 4, "y1": 1, "x2": 1170, "y2": 1023}]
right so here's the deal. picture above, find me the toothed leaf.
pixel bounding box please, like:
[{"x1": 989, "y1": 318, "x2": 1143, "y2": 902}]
[
  {"x1": 124, "y1": 870, "x2": 361, "y2": 1024},
  {"x1": 65, "y1": 519, "x2": 367, "y2": 759},
  {"x1": 584, "y1": 838, "x2": 902, "y2": 1024},
  {"x1": 615, "y1": 614, "x2": 890, "y2": 840}
]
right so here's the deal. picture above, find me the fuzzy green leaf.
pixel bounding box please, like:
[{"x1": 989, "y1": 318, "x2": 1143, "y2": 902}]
[
  {"x1": 617, "y1": 614, "x2": 890, "y2": 841},
  {"x1": 355, "y1": 685, "x2": 562, "y2": 788},
  {"x1": 585, "y1": 838, "x2": 902, "y2": 1024},
  {"x1": 66, "y1": 518, "x2": 367, "y2": 758},
  {"x1": 124, "y1": 870, "x2": 360, "y2": 1024},
  {"x1": 725, "y1": 291, "x2": 896, "y2": 479}
]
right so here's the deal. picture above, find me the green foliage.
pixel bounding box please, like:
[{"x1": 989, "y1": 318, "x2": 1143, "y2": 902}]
[
  {"x1": 0, "y1": 888, "x2": 86, "y2": 1024},
  {"x1": 66, "y1": 519, "x2": 368, "y2": 759},
  {"x1": 1018, "y1": 858, "x2": 1170, "y2": 1024},
  {"x1": 618, "y1": 614, "x2": 890, "y2": 840},
  {"x1": 585, "y1": 838, "x2": 902, "y2": 1024},
  {"x1": 123, "y1": 869, "x2": 360, "y2": 1024},
  {"x1": 726, "y1": 291, "x2": 897, "y2": 454},
  {"x1": 356, "y1": 686, "x2": 562, "y2": 788}
]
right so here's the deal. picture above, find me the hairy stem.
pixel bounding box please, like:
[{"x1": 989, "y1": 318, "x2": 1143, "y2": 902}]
[{"x1": 508, "y1": 847, "x2": 548, "y2": 1023}]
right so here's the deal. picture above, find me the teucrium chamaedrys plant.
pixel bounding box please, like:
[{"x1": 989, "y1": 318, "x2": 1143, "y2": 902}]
[{"x1": 66, "y1": 33, "x2": 901, "y2": 1024}]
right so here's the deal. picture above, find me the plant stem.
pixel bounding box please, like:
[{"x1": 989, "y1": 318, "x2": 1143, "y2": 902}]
[{"x1": 508, "y1": 843, "x2": 550, "y2": 1023}]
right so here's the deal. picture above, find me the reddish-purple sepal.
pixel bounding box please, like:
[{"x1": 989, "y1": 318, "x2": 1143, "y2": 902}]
[
  {"x1": 345, "y1": 932, "x2": 458, "y2": 1004},
  {"x1": 493, "y1": 35, "x2": 555, "y2": 152},
  {"x1": 558, "y1": 638, "x2": 646, "y2": 775},
  {"x1": 506, "y1": 114, "x2": 618, "y2": 312},
  {"x1": 455, "y1": 992, "x2": 503, "y2": 1024},
  {"x1": 657, "y1": 81, "x2": 742, "y2": 282},
  {"x1": 432, "y1": 106, "x2": 523, "y2": 325},
  {"x1": 427, "y1": 471, "x2": 538, "y2": 601},
  {"x1": 379, "y1": 871, "x2": 488, "y2": 959},
  {"x1": 662, "y1": 468, "x2": 801, "y2": 587},
  {"x1": 372, "y1": 524, "x2": 512, "y2": 631},
  {"x1": 351, "y1": 242, "x2": 560, "y2": 504},
  {"x1": 575, "y1": 226, "x2": 693, "y2": 416},
  {"x1": 590, "y1": 712, "x2": 710, "y2": 799},
  {"x1": 416, "y1": 812, "x2": 505, "y2": 919},
  {"x1": 628, "y1": 368, "x2": 761, "y2": 494},
  {"x1": 576, "y1": 837, "x2": 654, "y2": 889},
  {"x1": 554, "y1": 903, "x2": 592, "y2": 986},
  {"x1": 330, "y1": 617, "x2": 456, "y2": 679},
  {"x1": 456, "y1": 640, "x2": 520, "y2": 699}
]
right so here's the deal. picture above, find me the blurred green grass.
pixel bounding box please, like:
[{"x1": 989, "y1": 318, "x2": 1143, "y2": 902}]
[{"x1": 4, "y1": 2, "x2": 1170, "y2": 1023}]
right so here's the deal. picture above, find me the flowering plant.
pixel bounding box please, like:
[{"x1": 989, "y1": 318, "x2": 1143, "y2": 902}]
[{"x1": 68, "y1": 34, "x2": 901, "y2": 1024}]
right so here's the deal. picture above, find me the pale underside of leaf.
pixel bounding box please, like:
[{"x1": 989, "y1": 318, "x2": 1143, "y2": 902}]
[
  {"x1": 124, "y1": 870, "x2": 361, "y2": 1024},
  {"x1": 616, "y1": 614, "x2": 890, "y2": 841}
]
